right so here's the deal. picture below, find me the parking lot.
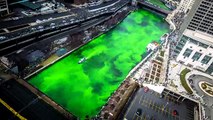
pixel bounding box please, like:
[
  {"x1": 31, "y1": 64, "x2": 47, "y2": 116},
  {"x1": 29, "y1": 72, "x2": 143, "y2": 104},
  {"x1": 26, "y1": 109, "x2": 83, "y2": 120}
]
[{"x1": 122, "y1": 87, "x2": 195, "y2": 120}]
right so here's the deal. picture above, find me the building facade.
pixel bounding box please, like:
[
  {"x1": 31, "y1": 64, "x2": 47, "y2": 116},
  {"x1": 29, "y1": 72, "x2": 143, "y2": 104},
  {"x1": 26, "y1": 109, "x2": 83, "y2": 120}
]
[
  {"x1": 74, "y1": 0, "x2": 88, "y2": 5},
  {"x1": 0, "y1": 0, "x2": 9, "y2": 16},
  {"x1": 187, "y1": 0, "x2": 213, "y2": 35},
  {"x1": 180, "y1": 0, "x2": 213, "y2": 35},
  {"x1": 173, "y1": 0, "x2": 213, "y2": 75},
  {"x1": 178, "y1": 0, "x2": 194, "y2": 13},
  {"x1": 173, "y1": 29, "x2": 213, "y2": 74}
]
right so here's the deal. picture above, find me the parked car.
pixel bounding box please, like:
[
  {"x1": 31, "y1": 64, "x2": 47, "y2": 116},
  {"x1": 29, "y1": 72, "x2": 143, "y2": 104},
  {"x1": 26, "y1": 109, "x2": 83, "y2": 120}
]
[
  {"x1": 172, "y1": 110, "x2": 178, "y2": 116},
  {"x1": 136, "y1": 108, "x2": 142, "y2": 116},
  {"x1": 0, "y1": 36, "x2": 6, "y2": 41}
]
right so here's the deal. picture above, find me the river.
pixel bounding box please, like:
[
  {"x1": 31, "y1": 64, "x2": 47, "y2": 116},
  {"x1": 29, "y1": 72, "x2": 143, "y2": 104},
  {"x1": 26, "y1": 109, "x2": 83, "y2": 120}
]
[{"x1": 29, "y1": 9, "x2": 169, "y2": 118}]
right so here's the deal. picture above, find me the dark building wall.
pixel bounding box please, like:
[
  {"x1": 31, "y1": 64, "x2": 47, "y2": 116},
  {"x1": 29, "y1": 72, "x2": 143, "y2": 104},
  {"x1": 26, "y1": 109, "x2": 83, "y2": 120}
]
[
  {"x1": 74, "y1": 0, "x2": 88, "y2": 5},
  {"x1": 64, "y1": 0, "x2": 74, "y2": 3},
  {"x1": 64, "y1": 0, "x2": 88, "y2": 4}
]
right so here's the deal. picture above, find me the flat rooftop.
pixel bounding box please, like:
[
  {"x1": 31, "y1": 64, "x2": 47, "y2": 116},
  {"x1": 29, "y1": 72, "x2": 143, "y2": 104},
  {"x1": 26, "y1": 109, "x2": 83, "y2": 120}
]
[
  {"x1": 0, "y1": 79, "x2": 71, "y2": 120},
  {"x1": 120, "y1": 87, "x2": 199, "y2": 120}
]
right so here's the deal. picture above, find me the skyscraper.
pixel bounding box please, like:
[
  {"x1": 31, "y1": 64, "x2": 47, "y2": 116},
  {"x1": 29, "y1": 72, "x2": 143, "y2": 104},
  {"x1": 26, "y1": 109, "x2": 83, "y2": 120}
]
[
  {"x1": 179, "y1": 0, "x2": 213, "y2": 35},
  {"x1": 173, "y1": 0, "x2": 213, "y2": 75},
  {"x1": 187, "y1": 0, "x2": 213, "y2": 35}
]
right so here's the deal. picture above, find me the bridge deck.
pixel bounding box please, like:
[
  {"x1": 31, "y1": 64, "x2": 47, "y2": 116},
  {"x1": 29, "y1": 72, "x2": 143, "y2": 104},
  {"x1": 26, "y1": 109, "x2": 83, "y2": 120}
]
[{"x1": 137, "y1": 0, "x2": 171, "y2": 15}]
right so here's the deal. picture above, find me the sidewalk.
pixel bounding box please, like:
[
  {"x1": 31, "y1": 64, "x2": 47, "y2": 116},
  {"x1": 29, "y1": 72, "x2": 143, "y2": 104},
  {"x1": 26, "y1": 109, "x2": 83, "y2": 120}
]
[{"x1": 167, "y1": 60, "x2": 188, "y2": 93}]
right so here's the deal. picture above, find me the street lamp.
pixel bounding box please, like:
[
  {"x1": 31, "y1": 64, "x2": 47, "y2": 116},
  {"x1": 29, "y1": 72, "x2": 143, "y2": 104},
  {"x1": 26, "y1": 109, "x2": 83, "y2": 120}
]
[{"x1": 162, "y1": 102, "x2": 169, "y2": 111}]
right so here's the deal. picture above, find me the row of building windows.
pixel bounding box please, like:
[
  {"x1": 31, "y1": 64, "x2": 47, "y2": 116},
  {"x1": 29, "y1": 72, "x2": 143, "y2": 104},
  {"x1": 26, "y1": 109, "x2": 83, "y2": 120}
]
[
  {"x1": 196, "y1": 10, "x2": 206, "y2": 16},
  {"x1": 188, "y1": 17, "x2": 213, "y2": 34},
  {"x1": 198, "y1": 7, "x2": 208, "y2": 12},
  {"x1": 192, "y1": 52, "x2": 202, "y2": 61},
  {"x1": 201, "y1": 1, "x2": 211, "y2": 6},
  {"x1": 178, "y1": 36, "x2": 211, "y2": 51},
  {"x1": 198, "y1": 42, "x2": 209, "y2": 48},
  {"x1": 207, "y1": 31, "x2": 213, "y2": 35},
  {"x1": 200, "y1": 22, "x2": 211, "y2": 27},
  {"x1": 183, "y1": 48, "x2": 193, "y2": 57},
  {"x1": 198, "y1": 28, "x2": 207, "y2": 33},
  {"x1": 200, "y1": 4, "x2": 210, "y2": 9},
  {"x1": 203, "y1": 19, "x2": 212, "y2": 24},
  {"x1": 194, "y1": 13, "x2": 204, "y2": 18},
  {"x1": 188, "y1": 25, "x2": 196, "y2": 30},
  {"x1": 207, "y1": 13, "x2": 213, "y2": 18},
  {"x1": 182, "y1": 48, "x2": 212, "y2": 64},
  {"x1": 204, "y1": 0, "x2": 212, "y2": 2},
  {"x1": 187, "y1": 1, "x2": 213, "y2": 34},
  {"x1": 189, "y1": 39, "x2": 209, "y2": 49}
]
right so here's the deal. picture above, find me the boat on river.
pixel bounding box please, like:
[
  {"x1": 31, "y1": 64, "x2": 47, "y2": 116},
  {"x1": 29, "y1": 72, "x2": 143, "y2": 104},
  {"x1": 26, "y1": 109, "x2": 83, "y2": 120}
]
[
  {"x1": 146, "y1": 41, "x2": 159, "y2": 51},
  {"x1": 78, "y1": 57, "x2": 87, "y2": 64}
]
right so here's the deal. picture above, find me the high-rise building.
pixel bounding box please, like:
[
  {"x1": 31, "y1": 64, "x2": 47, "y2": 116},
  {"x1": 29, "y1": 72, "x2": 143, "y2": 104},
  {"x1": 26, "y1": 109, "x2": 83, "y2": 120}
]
[
  {"x1": 0, "y1": 0, "x2": 9, "y2": 16},
  {"x1": 187, "y1": 0, "x2": 213, "y2": 35},
  {"x1": 180, "y1": 0, "x2": 213, "y2": 35},
  {"x1": 173, "y1": 0, "x2": 213, "y2": 75}
]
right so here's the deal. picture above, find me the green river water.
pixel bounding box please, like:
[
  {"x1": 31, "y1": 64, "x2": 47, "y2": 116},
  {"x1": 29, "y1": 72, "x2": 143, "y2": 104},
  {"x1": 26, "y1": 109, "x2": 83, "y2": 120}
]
[{"x1": 29, "y1": 9, "x2": 169, "y2": 118}]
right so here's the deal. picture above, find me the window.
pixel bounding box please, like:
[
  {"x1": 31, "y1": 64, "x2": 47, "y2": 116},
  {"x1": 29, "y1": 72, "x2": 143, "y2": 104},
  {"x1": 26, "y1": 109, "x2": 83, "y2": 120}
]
[
  {"x1": 189, "y1": 39, "x2": 198, "y2": 45},
  {"x1": 192, "y1": 52, "x2": 202, "y2": 61},
  {"x1": 176, "y1": 46, "x2": 182, "y2": 51},
  {"x1": 176, "y1": 43, "x2": 184, "y2": 49},
  {"x1": 183, "y1": 48, "x2": 193, "y2": 57},
  {"x1": 198, "y1": 42, "x2": 208, "y2": 48},
  {"x1": 201, "y1": 55, "x2": 212, "y2": 64},
  {"x1": 181, "y1": 35, "x2": 188, "y2": 42}
]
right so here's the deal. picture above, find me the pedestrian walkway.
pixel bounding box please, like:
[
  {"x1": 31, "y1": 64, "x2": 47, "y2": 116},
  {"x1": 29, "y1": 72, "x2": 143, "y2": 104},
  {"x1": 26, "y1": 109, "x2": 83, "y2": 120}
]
[{"x1": 167, "y1": 60, "x2": 189, "y2": 93}]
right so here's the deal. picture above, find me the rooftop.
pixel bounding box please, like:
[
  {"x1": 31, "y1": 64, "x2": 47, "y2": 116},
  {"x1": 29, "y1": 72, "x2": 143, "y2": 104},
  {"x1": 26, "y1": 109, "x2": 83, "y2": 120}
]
[{"x1": 120, "y1": 86, "x2": 199, "y2": 120}]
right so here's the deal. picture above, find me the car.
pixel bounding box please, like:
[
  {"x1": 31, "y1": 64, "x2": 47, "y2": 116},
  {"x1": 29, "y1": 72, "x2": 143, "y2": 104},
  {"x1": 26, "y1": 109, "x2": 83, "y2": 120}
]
[
  {"x1": 0, "y1": 36, "x2": 6, "y2": 41},
  {"x1": 31, "y1": 27, "x2": 36, "y2": 31},
  {"x1": 37, "y1": 26, "x2": 44, "y2": 29},
  {"x1": 136, "y1": 108, "x2": 142, "y2": 116},
  {"x1": 159, "y1": 94, "x2": 164, "y2": 99},
  {"x1": 144, "y1": 86, "x2": 149, "y2": 93},
  {"x1": 36, "y1": 19, "x2": 42, "y2": 23},
  {"x1": 172, "y1": 110, "x2": 178, "y2": 116},
  {"x1": 50, "y1": 23, "x2": 55, "y2": 26}
]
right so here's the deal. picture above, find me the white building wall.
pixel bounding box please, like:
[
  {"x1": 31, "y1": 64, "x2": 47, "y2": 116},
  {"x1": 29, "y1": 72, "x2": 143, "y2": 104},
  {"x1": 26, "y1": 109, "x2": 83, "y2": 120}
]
[
  {"x1": 176, "y1": 40, "x2": 213, "y2": 72},
  {"x1": 178, "y1": 0, "x2": 194, "y2": 13}
]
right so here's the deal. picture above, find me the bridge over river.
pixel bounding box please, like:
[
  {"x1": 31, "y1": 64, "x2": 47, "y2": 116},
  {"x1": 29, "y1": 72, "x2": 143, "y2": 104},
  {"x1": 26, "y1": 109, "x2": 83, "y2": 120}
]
[{"x1": 137, "y1": 0, "x2": 171, "y2": 16}]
